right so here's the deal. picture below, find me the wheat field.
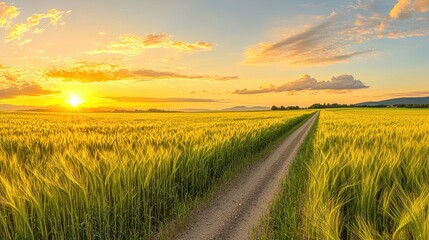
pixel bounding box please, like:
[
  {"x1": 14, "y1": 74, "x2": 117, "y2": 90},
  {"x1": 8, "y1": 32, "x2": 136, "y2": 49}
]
[
  {"x1": 0, "y1": 111, "x2": 311, "y2": 239},
  {"x1": 264, "y1": 109, "x2": 429, "y2": 239}
]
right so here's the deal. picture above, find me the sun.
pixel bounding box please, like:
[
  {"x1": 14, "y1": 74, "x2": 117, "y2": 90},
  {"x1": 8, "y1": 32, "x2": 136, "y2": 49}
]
[{"x1": 68, "y1": 95, "x2": 84, "y2": 107}]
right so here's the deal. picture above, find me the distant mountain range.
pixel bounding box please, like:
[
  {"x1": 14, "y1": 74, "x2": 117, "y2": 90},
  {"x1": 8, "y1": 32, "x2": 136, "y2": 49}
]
[{"x1": 357, "y1": 96, "x2": 429, "y2": 106}]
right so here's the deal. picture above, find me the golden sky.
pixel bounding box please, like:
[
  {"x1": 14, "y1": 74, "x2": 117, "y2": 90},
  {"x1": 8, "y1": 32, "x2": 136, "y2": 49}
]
[{"x1": 0, "y1": 0, "x2": 428, "y2": 110}]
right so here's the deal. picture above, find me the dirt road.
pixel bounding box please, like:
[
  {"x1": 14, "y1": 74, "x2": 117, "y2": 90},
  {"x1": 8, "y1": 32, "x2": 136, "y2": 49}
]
[{"x1": 177, "y1": 112, "x2": 318, "y2": 240}]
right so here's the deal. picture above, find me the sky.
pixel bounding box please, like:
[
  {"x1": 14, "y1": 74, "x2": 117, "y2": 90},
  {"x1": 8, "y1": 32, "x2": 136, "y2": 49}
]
[{"x1": 0, "y1": 0, "x2": 428, "y2": 110}]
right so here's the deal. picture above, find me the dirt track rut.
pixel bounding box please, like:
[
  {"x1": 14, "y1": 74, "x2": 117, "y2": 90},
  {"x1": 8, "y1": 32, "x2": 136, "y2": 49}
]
[{"x1": 177, "y1": 112, "x2": 318, "y2": 240}]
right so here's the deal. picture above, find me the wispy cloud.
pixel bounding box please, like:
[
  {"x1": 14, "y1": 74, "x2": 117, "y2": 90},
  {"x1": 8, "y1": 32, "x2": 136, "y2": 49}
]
[
  {"x1": 0, "y1": 82, "x2": 60, "y2": 99},
  {"x1": 0, "y1": 65, "x2": 60, "y2": 99},
  {"x1": 345, "y1": 0, "x2": 429, "y2": 40},
  {"x1": 379, "y1": 91, "x2": 429, "y2": 98},
  {"x1": 7, "y1": 9, "x2": 68, "y2": 44},
  {"x1": 45, "y1": 62, "x2": 239, "y2": 83},
  {"x1": 0, "y1": 2, "x2": 19, "y2": 28},
  {"x1": 245, "y1": 1, "x2": 429, "y2": 65},
  {"x1": 0, "y1": 2, "x2": 69, "y2": 45},
  {"x1": 232, "y1": 74, "x2": 368, "y2": 94},
  {"x1": 390, "y1": 0, "x2": 429, "y2": 19},
  {"x1": 106, "y1": 96, "x2": 217, "y2": 103},
  {"x1": 85, "y1": 33, "x2": 213, "y2": 56},
  {"x1": 245, "y1": 12, "x2": 373, "y2": 65}
]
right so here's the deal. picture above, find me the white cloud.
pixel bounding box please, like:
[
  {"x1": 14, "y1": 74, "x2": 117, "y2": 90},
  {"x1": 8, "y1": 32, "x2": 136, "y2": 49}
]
[{"x1": 233, "y1": 74, "x2": 368, "y2": 94}]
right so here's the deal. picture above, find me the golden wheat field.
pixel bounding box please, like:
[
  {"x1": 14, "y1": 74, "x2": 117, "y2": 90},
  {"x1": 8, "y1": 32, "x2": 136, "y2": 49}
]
[
  {"x1": 0, "y1": 110, "x2": 312, "y2": 239},
  {"x1": 266, "y1": 109, "x2": 429, "y2": 239}
]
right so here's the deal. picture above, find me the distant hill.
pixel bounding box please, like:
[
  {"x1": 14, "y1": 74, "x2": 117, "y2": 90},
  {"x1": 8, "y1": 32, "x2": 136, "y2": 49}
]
[
  {"x1": 1, "y1": 104, "x2": 201, "y2": 113},
  {"x1": 0, "y1": 104, "x2": 58, "y2": 111},
  {"x1": 20, "y1": 106, "x2": 181, "y2": 113},
  {"x1": 221, "y1": 106, "x2": 270, "y2": 112},
  {"x1": 358, "y1": 96, "x2": 429, "y2": 106},
  {"x1": 22, "y1": 106, "x2": 119, "y2": 113}
]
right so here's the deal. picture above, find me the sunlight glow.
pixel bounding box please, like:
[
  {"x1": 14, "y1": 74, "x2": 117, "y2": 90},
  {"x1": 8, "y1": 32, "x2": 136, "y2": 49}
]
[{"x1": 68, "y1": 95, "x2": 84, "y2": 107}]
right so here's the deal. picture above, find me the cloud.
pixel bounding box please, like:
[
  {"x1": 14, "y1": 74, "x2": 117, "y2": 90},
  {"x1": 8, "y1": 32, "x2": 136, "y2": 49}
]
[
  {"x1": 381, "y1": 91, "x2": 429, "y2": 97},
  {"x1": 343, "y1": 13, "x2": 429, "y2": 41},
  {"x1": 0, "y1": 2, "x2": 69, "y2": 45},
  {"x1": 232, "y1": 84, "x2": 277, "y2": 95},
  {"x1": 390, "y1": 0, "x2": 415, "y2": 19},
  {"x1": 106, "y1": 96, "x2": 217, "y2": 103},
  {"x1": 33, "y1": 28, "x2": 45, "y2": 34},
  {"x1": 0, "y1": 2, "x2": 19, "y2": 28},
  {"x1": 0, "y1": 66, "x2": 60, "y2": 99},
  {"x1": 0, "y1": 82, "x2": 60, "y2": 99},
  {"x1": 246, "y1": 2, "x2": 429, "y2": 66},
  {"x1": 293, "y1": 50, "x2": 374, "y2": 65},
  {"x1": 85, "y1": 33, "x2": 213, "y2": 56},
  {"x1": 45, "y1": 62, "x2": 239, "y2": 82},
  {"x1": 347, "y1": 1, "x2": 429, "y2": 40},
  {"x1": 6, "y1": 9, "x2": 67, "y2": 44},
  {"x1": 0, "y1": 64, "x2": 25, "y2": 81},
  {"x1": 232, "y1": 74, "x2": 368, "y2": 94},
  {"x1": 245, "y1": 13, "x2": 373, "y2": 65},
  {"x1": 390, "y1": 0, "x2": 429, "y2": 19}
]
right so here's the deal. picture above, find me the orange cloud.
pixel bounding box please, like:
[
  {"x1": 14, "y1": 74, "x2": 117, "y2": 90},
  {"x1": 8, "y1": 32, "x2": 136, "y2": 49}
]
[
  {"x1": 0, "y1": 2, "x2": 19, "y2": 28},
  {"x1": 390, "y1": 0, "x2": 414, "y2": 19},
  {"x1": 336, "y1": 1, "x2": 426, "y2": 42},
  {"x1": 46, "y1": 62, "x2": 238, "y2": 82},
  {"x1": 390, "y1": 0, "x2": 429, "y2": 19},
  {"x1": 416, "y1": 0, "x2": 429, "y2": 11},
  {"x1": 346, "y1": 7, "x2": 429, "y2": 40},
  {"x1": 0, "y1": 64, "x2": 23, "y2": 81},
  {"x1": 85, "y1": 33, "x2": 213, "y2": 56},
  {"x1": 0, "y1": 65, "x2": 60, "y2": 99},
  {"x1": 106, "y1": 97, "x2": 217, "y2": 103},
  {"x1": 6, "y1": 8, "x2": 68, "y2": 44},
  {"x1": 373, "y1": 0, "x2": 429, "y2": 34},
  {"x1": 233, "y1": 74, "x2": 368, "y2": 94},
  {"x1": 248, "y1": 3, "x2": 429, "y2": 66},
  {"x1": 0, "y1": 82, "x2": 59, "y2": 99},
  {"x1": 245, "y1": 13, "x2": 372, "y2": 66}
]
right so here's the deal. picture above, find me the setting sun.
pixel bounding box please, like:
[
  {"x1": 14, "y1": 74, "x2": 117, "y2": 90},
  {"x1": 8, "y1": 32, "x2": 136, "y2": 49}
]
[{"x1": 68, "y1": 95, "x2": 84, "y2": 107}]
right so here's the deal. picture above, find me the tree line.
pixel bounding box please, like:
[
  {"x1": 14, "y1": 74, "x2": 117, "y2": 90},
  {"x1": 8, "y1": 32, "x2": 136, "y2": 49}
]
[
  {"x1": 271, "y1": 103, "x2": 429, "y2": 110},
  {"x1": 271, "y1": 105, "x2": 300, "y2": 110}
]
